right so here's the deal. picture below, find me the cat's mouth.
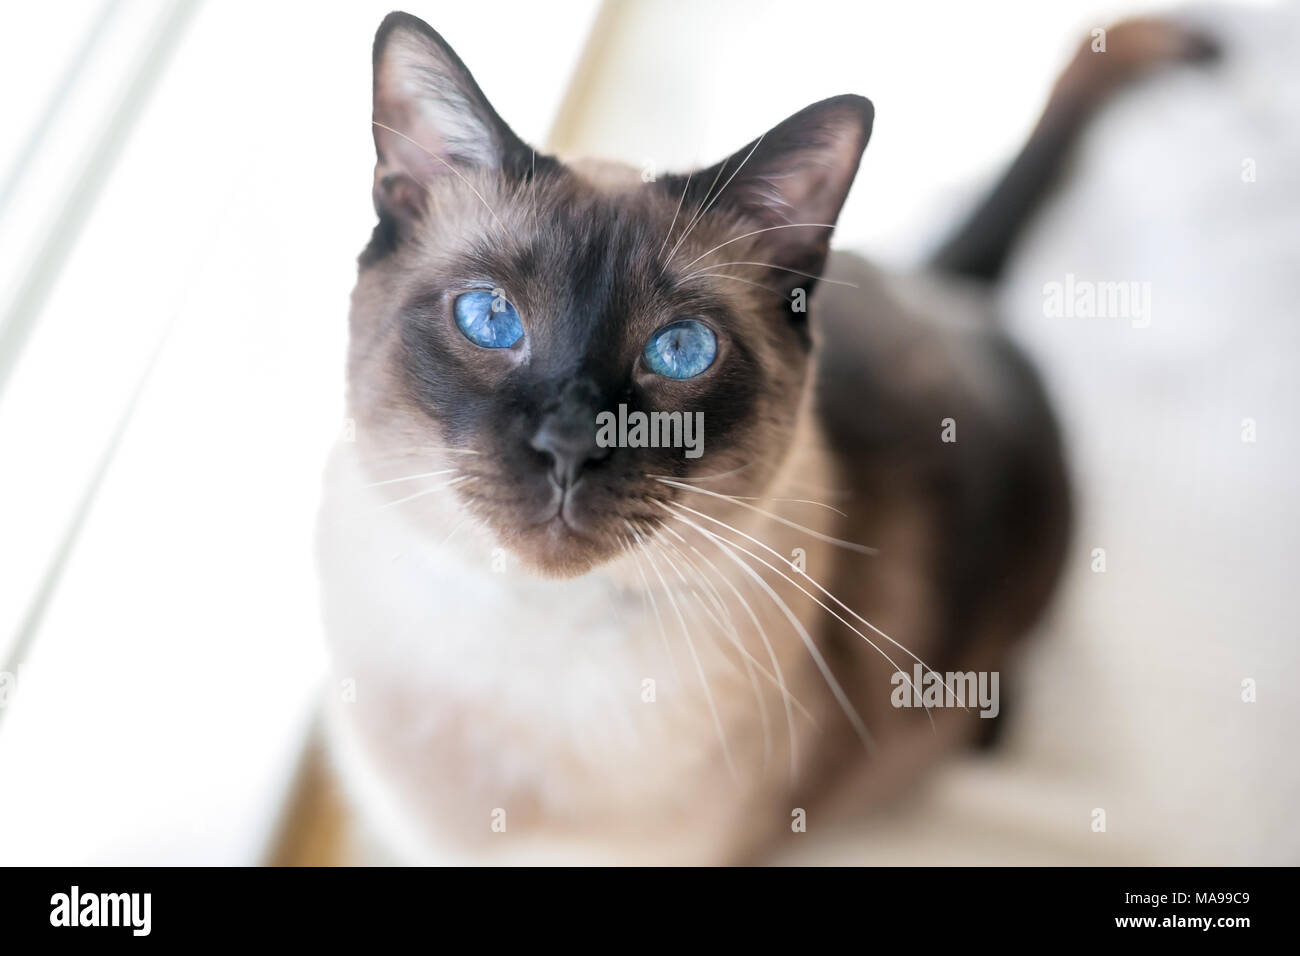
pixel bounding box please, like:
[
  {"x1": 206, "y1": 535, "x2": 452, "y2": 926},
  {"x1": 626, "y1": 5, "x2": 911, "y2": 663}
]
[
  {"x1": 505, "y1": 479, "x2": 626, "y2": 576},
  {"x1": 534, "y1": 480, "x2": 597, "y2": 539},
  {"x1": 532, "y1": 502, "x2": 587, "y2": 537}
]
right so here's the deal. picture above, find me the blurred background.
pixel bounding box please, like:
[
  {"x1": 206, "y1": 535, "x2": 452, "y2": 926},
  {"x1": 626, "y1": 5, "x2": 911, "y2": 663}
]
[{"x1": 0, "y1": 0, "x2": 1295, "y2": 864}]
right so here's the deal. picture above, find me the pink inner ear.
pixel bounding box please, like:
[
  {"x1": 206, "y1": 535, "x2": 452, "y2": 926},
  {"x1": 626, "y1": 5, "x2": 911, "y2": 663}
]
[
  {"x1": 372, "y1": 28, "x2": 504, "y2": 184},
  {"x1": 748, "y1": 127, "x2": 870, "y2": 230},
  {"x1": 373, "y1": 57, "x2": 457, "y2": 186},
  {"x1": 685, "y1": 96, "x2": 871, "y2": 246},
  {"x1": 782, "y1": 146, "x2": 866, "y2": 225},
  {"x1": 374, "y1": 107, "x2": 452, "y2": 185}
]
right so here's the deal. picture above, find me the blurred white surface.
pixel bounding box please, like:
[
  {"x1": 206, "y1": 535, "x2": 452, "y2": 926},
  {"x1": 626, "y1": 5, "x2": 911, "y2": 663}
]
[
  {"x1": 0, "y1": 0, "x2": 597, "y2": 865},
  {"x1": 991, "y1": 0, "x2": 1300, "y2": 863},
  {"x1": 780, "y1": 1, "x2": 1300, "y2": 864}
]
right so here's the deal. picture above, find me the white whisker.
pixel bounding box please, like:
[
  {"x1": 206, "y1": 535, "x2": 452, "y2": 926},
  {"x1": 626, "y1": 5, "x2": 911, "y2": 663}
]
[
  {"x1": 678, "y1": 534, "x2": 810, "y2": 776},
  {"x1": 661, "y1": 160, "x2": 729, "y2": 272},
  {"x1": 657, "y1": 477, "x2": 876, "y2": 555},
  {"x1": 688, "y1": 272, "x2": 787, "y2": 299},
  {"x1": 376, "y1": 474, "x2": 474, "y2": 510},
  {"x1": 685, "y1": 260, "x2": 858, "y2": 289},
  {"x1": 634, "y1": 525, "x2": 738, "y2": 779},
  {"x1": 680, "y1": 223, "x2": 837, "y2": 272},
  {"x1": 656, "y1": 541, "x2": 746, "y2": 681},
  {"x1": 621, "y1": 528, "x2": 681, "y2": 684},
  {"x1": 660, "y1": 497, "x2": 970, "y2": 713},
  {"x1": 660, "y1": 535, "x2": 774, "y2": 772},
  {"x1": 364, "y1": 468, "x2": 458, "y2": 488},
  {"x1": 661, "y1": 500, "x2": 936, "y2": 730},
  {"x1": 650, "y1": 477, "x2": 847, "y2": 517},
  {"x1": 665, "y1": 133, "x2": 766, "y2": 265},
  {"x1": 372, "y1": 121, "x2": 514, "y2": 238},
  {"x1": 661, "y1": 501, "x2": 876, "y2": 754},
  {"x1": 657, "y1": 171, "x2": 693, "y2": 259},
  {"x1": 647, "y1": 464, "x2": 754, "y2": 484}
]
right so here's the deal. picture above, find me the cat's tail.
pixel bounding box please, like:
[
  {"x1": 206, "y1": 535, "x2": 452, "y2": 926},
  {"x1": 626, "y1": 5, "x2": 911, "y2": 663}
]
[{"x1": 929, "y1": 17, "x2": 1219, "y2": 282}]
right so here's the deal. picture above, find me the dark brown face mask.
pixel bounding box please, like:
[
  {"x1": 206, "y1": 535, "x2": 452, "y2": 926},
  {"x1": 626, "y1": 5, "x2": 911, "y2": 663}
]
[{"x1": 347, "y1": 11, "x2": 871, "y2": 577}]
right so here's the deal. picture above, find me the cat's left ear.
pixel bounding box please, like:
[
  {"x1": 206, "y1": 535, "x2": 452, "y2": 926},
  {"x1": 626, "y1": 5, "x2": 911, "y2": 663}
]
[
  {"x1": 663, "y1": 95, "x2": 873, "y2": 291},
  {"x1": 371, "y1": 12, "x2": 531, "y2": 227}
]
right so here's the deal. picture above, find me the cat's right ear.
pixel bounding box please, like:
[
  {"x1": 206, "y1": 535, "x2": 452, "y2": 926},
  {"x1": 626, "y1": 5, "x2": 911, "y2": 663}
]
[{"x1": 371, "y1": 12, "x2": 529, "y2": 230}]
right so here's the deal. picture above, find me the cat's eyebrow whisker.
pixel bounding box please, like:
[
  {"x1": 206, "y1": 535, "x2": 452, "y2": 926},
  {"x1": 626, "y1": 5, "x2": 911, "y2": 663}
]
[
  {"x1": 661, "y1": 159, "x2": 729, "y2": 271},
  {"x1": 656, "y1": 477, "x2": 876, "y2": 555},
  {"x1": 688, "y1": 273, "x2": 788, "y2": 300},
  {"x1": 665, "y1": 133, "x2": 767, "y2": 267},
  {"x1": 529, "y1": 147, "x2": 539, "y2": 228},
  {"x1": 684, "y1": 260, "x2": 859, "y2": 289},
  {"x1": 637, "y1": 526, "x2": 739, "y2": 781},
  {"x1": 659, "y1": 497, "x2": 971, "y2": 716},
  {"x1": 375, "y1": 474, "x2": 475, "y2": 511},
  {"x1": 662, "y1": 500, "x2": 877, "y2": 755},
  {"x1": 657, "y1": 171, "x2": 693, "y2": 259},
  {"x1": 372, "y1": 121, "x2": 515, "y2": 239},
  {"x1": 680, "y1": 223, "x2": 837, "y2": 272}
]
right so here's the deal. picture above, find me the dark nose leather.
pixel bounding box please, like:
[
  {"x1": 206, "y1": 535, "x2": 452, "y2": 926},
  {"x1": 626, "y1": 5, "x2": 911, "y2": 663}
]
[{"x1": 530, "y1": 379, "x2": 610, "y2": 488}]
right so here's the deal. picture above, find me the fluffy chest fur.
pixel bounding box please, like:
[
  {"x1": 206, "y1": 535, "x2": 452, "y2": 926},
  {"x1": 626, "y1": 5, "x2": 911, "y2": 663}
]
[{"x1": 318, "y1": 440, "x2": 837, "y2": 864}]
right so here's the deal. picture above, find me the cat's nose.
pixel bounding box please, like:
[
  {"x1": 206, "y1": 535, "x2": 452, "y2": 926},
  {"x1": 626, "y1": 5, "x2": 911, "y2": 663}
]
[
  {"x1": 531, "y1": 412, "x2": 609, "y2": 489},
  {"x1": 530, "y1": 378, "x2": 611, "y2": 489}
]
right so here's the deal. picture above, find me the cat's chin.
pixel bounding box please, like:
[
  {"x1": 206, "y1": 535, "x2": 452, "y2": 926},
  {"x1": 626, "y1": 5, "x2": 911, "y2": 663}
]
[{"x1": 505, "y1": 518, "x2": 617, "y2": 579}]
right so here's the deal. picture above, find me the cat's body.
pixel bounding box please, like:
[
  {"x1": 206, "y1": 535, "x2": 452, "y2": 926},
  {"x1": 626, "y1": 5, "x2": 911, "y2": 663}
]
[
  {"x1": 312, "y1": 13, "x2": 1206, "y2": 864},
  {"x1": 319, "y1": 249, "x2": 1063, "y2": 865}
]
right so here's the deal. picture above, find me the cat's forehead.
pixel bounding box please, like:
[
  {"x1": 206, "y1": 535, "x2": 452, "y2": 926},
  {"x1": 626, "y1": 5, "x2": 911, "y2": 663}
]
[{"x1": 421, "y1": 167, "x2": 737, "y2": 312}]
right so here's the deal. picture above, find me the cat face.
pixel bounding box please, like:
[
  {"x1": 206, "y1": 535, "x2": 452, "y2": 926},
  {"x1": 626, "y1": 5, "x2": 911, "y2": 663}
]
[{"x1": 347, "y1": 12, "x2": 872, "y2": 576}]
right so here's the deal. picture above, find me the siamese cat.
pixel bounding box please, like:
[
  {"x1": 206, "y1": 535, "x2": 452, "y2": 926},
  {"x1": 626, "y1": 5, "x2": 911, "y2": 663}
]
[{"x1": 313, "y1": 11, "x2": 1211, "y2": 864}]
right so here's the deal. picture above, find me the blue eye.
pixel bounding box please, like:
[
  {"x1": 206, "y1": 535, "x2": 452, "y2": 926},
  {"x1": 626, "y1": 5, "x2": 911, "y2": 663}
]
[
  {"x1": 644, "y1": 319, "x2": 717, "y2": 379},
  {"x1": 454, "y1": 290, "x2": 523, "y2": 349}
]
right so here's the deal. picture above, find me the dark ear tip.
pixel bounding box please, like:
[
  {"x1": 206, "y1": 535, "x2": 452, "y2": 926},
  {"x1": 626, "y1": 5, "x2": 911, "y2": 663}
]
[
  {"x1": 374, "y1": 11, "x2": 444, "y2": 61},
  {"x1": 825, "y1": 93, "x2": 875, "y2": 142},
  {"x1": 376, "y1": 11, "x2": 423, "y2": 42}
]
